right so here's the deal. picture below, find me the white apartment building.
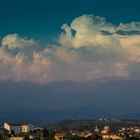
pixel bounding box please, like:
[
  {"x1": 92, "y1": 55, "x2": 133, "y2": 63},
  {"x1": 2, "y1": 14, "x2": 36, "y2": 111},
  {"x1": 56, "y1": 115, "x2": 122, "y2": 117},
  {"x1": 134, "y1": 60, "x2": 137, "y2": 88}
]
[{"x1": 3, "y1": 123, "x2": 30, "y2": 134}]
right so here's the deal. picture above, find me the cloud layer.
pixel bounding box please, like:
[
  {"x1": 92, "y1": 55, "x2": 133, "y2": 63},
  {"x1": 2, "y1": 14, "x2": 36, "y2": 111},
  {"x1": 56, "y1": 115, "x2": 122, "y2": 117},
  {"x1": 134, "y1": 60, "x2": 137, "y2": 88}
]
[{"x1": 1, "y1": 14, "x2": 140, "y2": 83}]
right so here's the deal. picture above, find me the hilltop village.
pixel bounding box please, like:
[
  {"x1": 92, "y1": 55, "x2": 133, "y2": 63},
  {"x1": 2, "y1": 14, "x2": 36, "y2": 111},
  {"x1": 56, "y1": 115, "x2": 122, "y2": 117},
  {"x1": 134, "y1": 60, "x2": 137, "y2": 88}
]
[{"x1": 1, "y1": 119, "x2": 140, "y2": 140}]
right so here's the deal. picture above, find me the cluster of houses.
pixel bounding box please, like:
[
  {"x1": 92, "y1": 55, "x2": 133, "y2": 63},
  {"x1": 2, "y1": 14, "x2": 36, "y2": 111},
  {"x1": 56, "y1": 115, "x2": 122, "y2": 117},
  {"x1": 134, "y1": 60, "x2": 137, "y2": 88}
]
[
  {"x1": 54, "y1": 126, "x2": 140, "y2": 140},
  {"x1": 1, "y1": 122, "x2": 140, "y2": 140}
]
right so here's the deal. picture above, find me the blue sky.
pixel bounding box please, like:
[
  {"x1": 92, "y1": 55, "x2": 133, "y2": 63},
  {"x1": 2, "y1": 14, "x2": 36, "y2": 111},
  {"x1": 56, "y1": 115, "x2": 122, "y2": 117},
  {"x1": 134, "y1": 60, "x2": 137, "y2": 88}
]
[
  {"x1": 0, "y1": 0, "x2": 140, "y2": 41},
  {"x1": 1, "y1": 0, "x2": 140, "y2": 114},
  {"x1": 1, "y1": 0, "x2": 140, "y2": 87}
]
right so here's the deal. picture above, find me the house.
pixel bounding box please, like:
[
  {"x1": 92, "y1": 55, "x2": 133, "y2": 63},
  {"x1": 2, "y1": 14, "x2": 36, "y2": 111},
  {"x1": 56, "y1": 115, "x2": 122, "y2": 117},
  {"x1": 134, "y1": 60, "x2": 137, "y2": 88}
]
[
  {"x1": 54, "y1": 132, "x2": 68, "y2": 140},
  {"x1": 8, "y1": 137, "x2": 24, "y2": 140},
  {"x1": 102, "y1": 132, "x2": 123, "y2": 140}
]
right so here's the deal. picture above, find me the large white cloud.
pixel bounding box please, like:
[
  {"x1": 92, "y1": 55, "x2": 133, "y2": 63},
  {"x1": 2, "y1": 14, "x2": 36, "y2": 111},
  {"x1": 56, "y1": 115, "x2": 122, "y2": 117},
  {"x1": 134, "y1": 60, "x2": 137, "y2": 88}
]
[{"x1": 0, "y1": 14, "x2": 140, "y2": 83}]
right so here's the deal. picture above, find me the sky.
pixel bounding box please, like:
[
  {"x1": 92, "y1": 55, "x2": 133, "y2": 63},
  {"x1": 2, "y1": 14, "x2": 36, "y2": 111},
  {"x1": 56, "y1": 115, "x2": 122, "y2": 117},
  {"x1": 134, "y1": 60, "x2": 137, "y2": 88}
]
[
  {"x1": 1, "y1": 0, "x2": 140, "y2": 116},
  {"x1": 1, "y1": 0, "x2": 140, "y2": 40}
]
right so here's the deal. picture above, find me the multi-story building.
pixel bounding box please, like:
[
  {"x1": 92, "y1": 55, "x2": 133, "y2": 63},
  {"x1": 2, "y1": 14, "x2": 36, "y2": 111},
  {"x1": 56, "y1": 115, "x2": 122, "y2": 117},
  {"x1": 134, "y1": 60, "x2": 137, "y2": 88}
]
[{"x1": 3, "y1": 123, "x2": 30, "y2": 134}]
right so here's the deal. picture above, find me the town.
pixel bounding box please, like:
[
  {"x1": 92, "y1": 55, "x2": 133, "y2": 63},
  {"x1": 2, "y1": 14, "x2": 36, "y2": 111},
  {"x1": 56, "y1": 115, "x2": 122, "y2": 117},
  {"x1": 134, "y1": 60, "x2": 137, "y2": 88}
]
[{"x1": 1, "y1": 119, "x2": 140, "y2": 140}]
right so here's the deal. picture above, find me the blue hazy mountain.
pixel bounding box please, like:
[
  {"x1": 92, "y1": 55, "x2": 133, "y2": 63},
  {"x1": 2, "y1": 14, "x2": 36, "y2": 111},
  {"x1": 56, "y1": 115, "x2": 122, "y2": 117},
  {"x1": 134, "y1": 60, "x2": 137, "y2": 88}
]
[{"x1": 0, "y1": 79, "x2": 140, "y2": 123}]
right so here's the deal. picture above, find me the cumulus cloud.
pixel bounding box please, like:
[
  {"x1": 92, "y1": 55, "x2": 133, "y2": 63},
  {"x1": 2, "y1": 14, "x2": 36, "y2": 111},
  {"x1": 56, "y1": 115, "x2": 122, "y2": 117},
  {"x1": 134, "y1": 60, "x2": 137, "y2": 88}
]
[
  {"x1": 2, "y1": 34, "x2": 36, "y2": 50},
  {"x1": 0, "y1": 14, "x2": 140, "y2": 83}
]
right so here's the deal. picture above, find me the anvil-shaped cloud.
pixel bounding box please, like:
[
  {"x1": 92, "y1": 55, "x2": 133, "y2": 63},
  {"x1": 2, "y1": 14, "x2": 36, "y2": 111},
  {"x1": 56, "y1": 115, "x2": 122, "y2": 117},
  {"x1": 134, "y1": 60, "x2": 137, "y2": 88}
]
[{"x1": 1, "y1": 14, "x2": 140, "y2": 83}]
